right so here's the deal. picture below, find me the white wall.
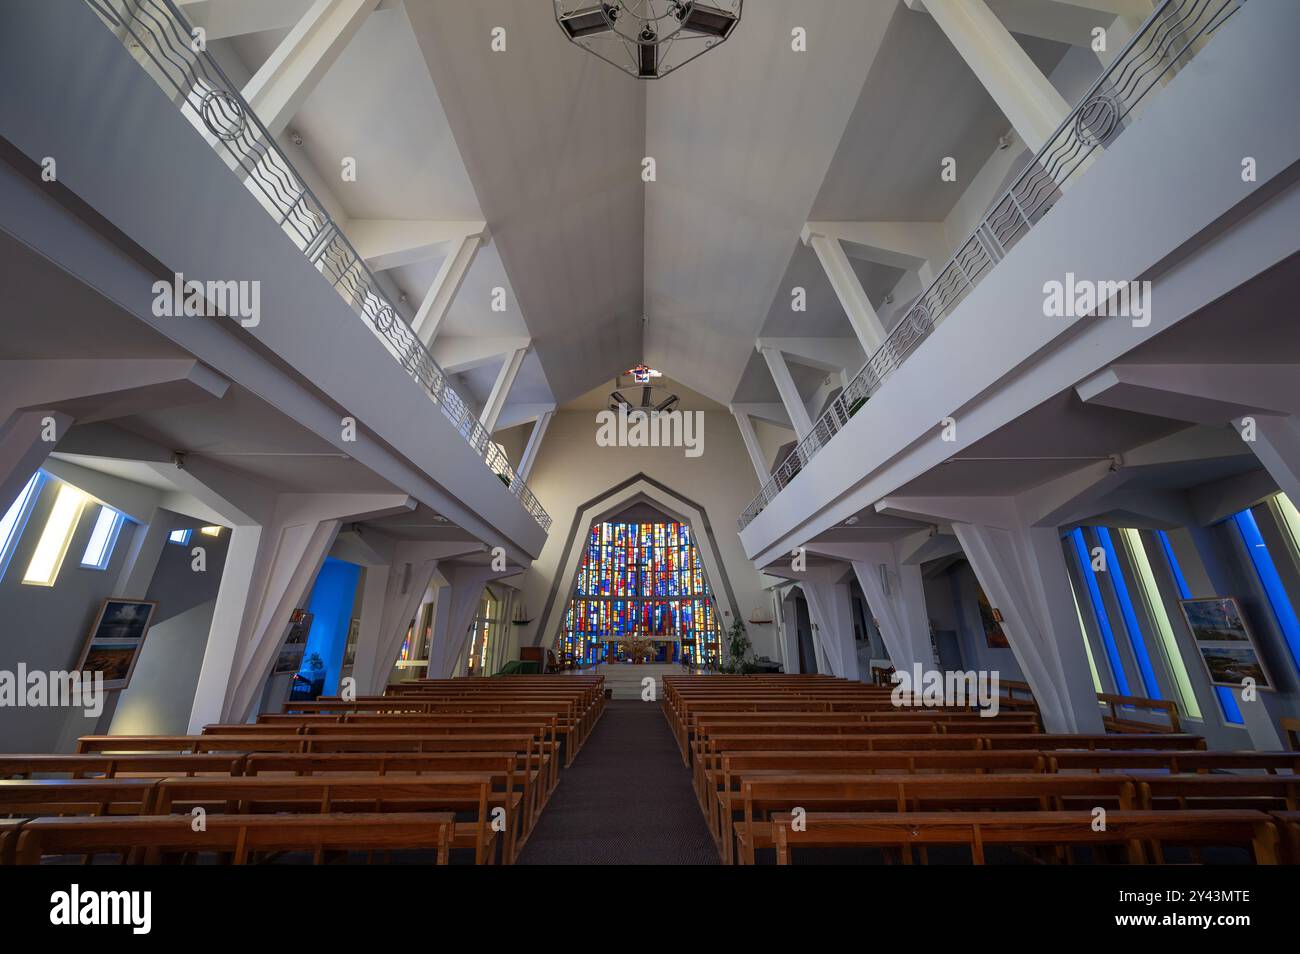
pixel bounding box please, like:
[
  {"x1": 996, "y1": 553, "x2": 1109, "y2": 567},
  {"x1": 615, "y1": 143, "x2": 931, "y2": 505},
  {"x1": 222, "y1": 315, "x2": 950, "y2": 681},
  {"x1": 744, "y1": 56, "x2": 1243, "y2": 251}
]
[{"x1": 514, "y1": 410, "x2": 776, "y2": 659}]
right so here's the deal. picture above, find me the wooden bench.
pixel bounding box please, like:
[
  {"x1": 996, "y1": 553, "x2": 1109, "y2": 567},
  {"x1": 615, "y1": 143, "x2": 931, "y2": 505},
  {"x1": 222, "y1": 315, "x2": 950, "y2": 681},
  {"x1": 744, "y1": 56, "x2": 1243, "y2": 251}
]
[
  {"x1": 153, "y1": 774, "x2": 507, "y2": 864},
  {"x1": 1049, "y1": 750, "x2": 1300, "y2": 775},
  {"x1": 731, "y1": 773, "x2": 1136, "y2": 865},
  {"x1": 12, "y1": 812, "x2": 457, "y2": 865},
  {"x1": 1098, "y1": 693, "x2": 1182, "y2": 733},
  {"x1": 0, "y1": 753, "x2": 246, "y2": 779},
  {"x1": 767, "y1": 810, "x2": 1279, "y2": 864},
  {"x1": 0, "y1": 778, "x2": 159, "y2": 817}
]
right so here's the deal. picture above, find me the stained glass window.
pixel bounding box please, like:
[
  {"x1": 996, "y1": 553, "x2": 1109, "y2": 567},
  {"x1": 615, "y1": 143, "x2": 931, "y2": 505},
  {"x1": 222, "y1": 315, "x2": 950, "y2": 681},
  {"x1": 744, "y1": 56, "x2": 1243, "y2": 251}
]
[{"x1": 559, "y1": 521, "x2": 721, "y2": 668}]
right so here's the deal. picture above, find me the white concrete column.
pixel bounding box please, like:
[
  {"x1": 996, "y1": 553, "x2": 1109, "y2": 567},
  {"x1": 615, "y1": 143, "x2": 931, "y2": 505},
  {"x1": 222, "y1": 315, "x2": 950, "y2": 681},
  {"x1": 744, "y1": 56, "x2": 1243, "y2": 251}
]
[
  {"x1": 1245, "y1": 414, "x2": 1300, "y2": 508},
  {"x1": 951, "y1": 522, "x2": 1105, "y2": 733},
  {"x1": 241, "y1": 0, "x2": 381, "y2": 138},
  {"x1": 852, "y1": 550, "x2": 938, "y2": 674},
  {"x1": 518, "y1": 410, "x2": 553, "y2": 481},
  {"x1": 910, "y1": 0, "x2": 1071, "y2": 153},
  {"x1": 413, "y1": 233, "x2": 484, "y2": 345},
  {"x1": 778, "y1": 592, "x2": 800, "y2": 674},
  {"x1": 427, "y1": 564, "x2": 498, "y2": 677},
  {"x1": 759, "y1": 346, "x2": 813, "y2": 439},
  {"x1": 480, "y1": 347, "x2": 527, "y2": 434},
  {"x1": 803, "y1": 231, "x2": 888, "y2": 355},
  {"x1": 730, "y1": 408, "x2": 769, "y2": 482},
  {"x1": 351, "y1": 556, "x2": 440, "y2": 695},
  {"x1": 0, "y1": 409, "x2": 70, "y2": 515},
  {"x1": 800, "y1": 580, "x2": 860, "y2": 680}
]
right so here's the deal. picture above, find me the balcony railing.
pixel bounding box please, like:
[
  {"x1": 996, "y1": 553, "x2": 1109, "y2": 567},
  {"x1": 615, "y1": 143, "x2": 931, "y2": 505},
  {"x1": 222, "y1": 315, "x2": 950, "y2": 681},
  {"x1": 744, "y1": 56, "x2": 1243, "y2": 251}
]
[
  {"x1": 739, "y1": 0, "x2": 1244, "y2": 531},
  {"x1": 84, "y1": 0, "x2": 552, "y2": 531}
]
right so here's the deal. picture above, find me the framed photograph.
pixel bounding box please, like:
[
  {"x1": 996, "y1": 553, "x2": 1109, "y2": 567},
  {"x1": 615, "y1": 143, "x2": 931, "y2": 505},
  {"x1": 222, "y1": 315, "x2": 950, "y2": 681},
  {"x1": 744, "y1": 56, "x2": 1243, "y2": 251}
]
[
  {"x1": 272, "y1": 609, "x2": 314, "y2": 674},
  {"x1": 1178, "y1": 596, "x2": 1275, "y2": 692},
  {"x1": 977, "y1": 588, "x2": 1009, "y2": 649},
  {"x1": 74, "y1": 598, "x2": 158, "y2": 690}
]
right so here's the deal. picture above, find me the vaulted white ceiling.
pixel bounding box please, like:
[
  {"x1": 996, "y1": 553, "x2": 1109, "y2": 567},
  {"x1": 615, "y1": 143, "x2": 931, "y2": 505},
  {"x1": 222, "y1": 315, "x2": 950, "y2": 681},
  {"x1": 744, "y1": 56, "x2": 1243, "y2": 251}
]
[{"x1": 203, "y1": 0, "x2": 1083, "y2": 418}]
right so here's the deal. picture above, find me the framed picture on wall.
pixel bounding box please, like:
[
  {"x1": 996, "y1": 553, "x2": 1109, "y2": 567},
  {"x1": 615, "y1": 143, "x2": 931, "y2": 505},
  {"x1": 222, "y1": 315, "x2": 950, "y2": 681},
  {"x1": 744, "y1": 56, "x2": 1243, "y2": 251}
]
[
  {"x1": 977, "y1": 588, "x2": 1009, "y2": 649},
  {"x1": 74, "y1": 598, "x2": 158, "y2": 690},
  {"x1": 272, "y1": 609, "x2": 314, "y2": 674},
  {"x1": 1178, "y1": 596, "x2": 1275, "y2": 691}
]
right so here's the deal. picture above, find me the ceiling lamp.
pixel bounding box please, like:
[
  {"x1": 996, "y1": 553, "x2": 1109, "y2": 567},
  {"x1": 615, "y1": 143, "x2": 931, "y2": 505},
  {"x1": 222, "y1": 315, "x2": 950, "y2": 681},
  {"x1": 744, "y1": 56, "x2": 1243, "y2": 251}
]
[
  {"x1": 554, "y1": 1, "x2": 741, "y2": 79},
  {"x1": 610, "y1": 384, "x2": 680, "y2": 415}
]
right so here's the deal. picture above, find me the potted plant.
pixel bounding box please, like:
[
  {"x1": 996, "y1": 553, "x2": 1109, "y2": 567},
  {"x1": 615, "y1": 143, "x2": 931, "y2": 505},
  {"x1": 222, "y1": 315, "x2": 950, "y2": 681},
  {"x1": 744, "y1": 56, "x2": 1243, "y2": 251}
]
[{"x1": 722, "y1": 620, "x2": 753, "y2": 674}]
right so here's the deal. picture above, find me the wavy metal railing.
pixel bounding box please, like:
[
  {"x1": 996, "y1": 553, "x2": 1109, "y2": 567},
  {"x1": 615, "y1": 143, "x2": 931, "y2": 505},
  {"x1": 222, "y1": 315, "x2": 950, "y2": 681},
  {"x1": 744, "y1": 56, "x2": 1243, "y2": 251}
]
[
  {"x1": 84, "y1": 0, "x2": 552, "y2": 531},
  {"x1": 739, "y1": 0, "x2": 1244, "y2": 531}
]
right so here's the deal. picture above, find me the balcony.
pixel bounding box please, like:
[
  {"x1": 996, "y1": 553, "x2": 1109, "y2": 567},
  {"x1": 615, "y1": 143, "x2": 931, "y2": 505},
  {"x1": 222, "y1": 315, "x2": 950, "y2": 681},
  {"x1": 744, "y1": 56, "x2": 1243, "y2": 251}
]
[
  {"x1": 83, "y1": 0, "x2": 551, "y2": 531},
  {"x1": 739, "y1": 0, "x2": 1246, "y2": 531}
]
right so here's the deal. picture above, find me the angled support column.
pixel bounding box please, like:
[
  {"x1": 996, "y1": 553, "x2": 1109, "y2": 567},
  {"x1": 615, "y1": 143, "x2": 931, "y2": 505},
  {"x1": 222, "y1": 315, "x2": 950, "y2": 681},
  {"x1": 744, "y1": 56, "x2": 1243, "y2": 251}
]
[
  {"x1": 730, "y1": 407, "x2": 769, "y2": 482},
  {"x1": 413, "y1": 232, "x2": 486, "y2": 345},
  {"x1": 951, "y1": 521, "x2": 1105, "y2": 733},
  {"x1": 759, "y1": 346, "x2": 813, "y2": 439},
  {"x1": 777, "y1": 592, "x2": 800, "y2": 674},
  {"x1": 427, "y1": 563, "x2": 509, "y2": 678},
  {"x1": 0, "y1": 358, "x2": 228, "y2": 511},
  {"x1": 800, "y1": 228, "x2": 888, "y2": 355},
  {"x1": 518, "y1": 409, "x2": 554, "y2": 481},
  {"x1": 349, "y1": 219, "x2": 488, "y2": 273},
  {"x1": 852, "y1": 549, "x2": 938, "y2": 675},
  {"x1": 800, "y1": 580, "x2": 859, "y2": 680},
  {"x1": 480, "y1": 347, "x2": 528, "y2": 433},
  {"x1": 1078, "y1": 363, "x2": 1300, "y2": 505},
  {"x1": 241, "y1": 0, "x2": 381, "y2": 138},
  {"x1": 188, "y1": 490, "x2": 417, "y2": 728},
  {"x1": 907, "y1": 0, "x2": 1071, "y2": 152},
  {"x1": 350, "y1": 540, "x2": 484, "y2": 694}
]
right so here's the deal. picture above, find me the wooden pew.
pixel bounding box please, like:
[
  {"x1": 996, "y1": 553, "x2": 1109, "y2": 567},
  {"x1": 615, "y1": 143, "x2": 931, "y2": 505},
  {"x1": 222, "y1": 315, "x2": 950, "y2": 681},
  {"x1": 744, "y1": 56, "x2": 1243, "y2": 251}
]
[
  {"x1": 731, "y1": 773, "x2": 1136, "y2": 865},
  {"x1": 153, "y1": 774, "x2": 507, "y2": 864},
  {"x1": 1049, "y1": 750, "x2": 1300, "y2": 775},
  {"x1": 703, "y1": 750, "x2": 1048, "y2": 854},
  {"x1": 1137, "y1": 775, "x2": 1300, "y2": 811},
  {"x1": 0, "y1": 778, "x2": 159, "y2": 817},
  {"x1": 1272, "y1": 810, "x2": 1300, "y2": 863},
  {"x1": 0, "y1": 754, "x2": 245, "y2": 779},
  {"x1": 767, "y1": 810, "x2": 1280, "y2": 865},
  {"x1": 1098, "y1": 693, "x2": 1182, "y2": 733},
  {"x1": 982, "y1": 733, "x2": 1206, "y2": 751},
  {"x1": 13, "y1": 812, "x2": 457, "y2": 865}
]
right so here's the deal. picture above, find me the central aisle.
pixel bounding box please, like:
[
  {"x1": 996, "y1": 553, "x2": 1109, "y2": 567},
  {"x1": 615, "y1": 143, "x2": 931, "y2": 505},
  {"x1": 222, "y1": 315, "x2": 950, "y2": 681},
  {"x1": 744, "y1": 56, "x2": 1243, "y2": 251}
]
[{"x1": 517, "y1": 700, "x2": 719, "y2": 865}]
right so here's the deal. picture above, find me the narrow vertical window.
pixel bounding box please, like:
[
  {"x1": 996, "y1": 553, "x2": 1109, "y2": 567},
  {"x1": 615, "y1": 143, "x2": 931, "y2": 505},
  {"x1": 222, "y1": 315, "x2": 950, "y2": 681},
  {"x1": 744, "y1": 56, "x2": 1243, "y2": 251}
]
[
  {"x1": 1120, "y1": 528, "x2": 1201, "y2": 719},
  {"x1": 1095, "y1": 527, "x2": 1161, "y2": 698},
  {"x1": 81, "y1": 506, "x2": 125, "y2": 570},
  {"x1": 0, "y1": 471, "x2": 45, "y2": 581},
  {"x1": 1067, "y1": 527, "x2": 1130, "y2": 695},
  {"x1": 1231, "y1": 508, "x2": 1300, "y2": 674},
  {"x1": 23, "y1": 483, "x2": 86, "y2": 586}
]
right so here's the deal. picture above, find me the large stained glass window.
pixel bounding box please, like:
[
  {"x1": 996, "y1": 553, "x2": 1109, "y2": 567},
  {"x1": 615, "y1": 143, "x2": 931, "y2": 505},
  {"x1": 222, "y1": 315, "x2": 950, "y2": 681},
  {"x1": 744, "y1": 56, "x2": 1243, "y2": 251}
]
[{"x1": 560, "y1": 521, "x2": 721, "y2": 668}]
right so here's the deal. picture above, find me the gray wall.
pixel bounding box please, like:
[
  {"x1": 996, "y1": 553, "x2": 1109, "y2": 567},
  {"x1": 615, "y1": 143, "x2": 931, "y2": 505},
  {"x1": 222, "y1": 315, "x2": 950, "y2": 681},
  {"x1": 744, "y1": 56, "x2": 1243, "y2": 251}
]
[{"x1": 0, "y1": 477, "x2": 139, "y2": 751}]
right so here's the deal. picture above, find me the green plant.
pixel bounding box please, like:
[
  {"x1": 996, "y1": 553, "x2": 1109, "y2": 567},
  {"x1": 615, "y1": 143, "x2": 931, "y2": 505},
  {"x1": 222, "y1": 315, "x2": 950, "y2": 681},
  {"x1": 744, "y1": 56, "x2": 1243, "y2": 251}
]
[{"x1": 721, "y1": 620, "x2": 753, "y2": 674}]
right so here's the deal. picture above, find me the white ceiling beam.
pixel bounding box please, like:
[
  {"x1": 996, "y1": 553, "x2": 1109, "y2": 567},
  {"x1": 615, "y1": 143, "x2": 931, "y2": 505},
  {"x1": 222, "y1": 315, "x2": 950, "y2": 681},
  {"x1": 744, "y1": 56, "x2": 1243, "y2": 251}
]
[
  {"x1": 759, "y1": 346, "x2": 813, "y2": 439},
  {"x1": 494, "y1": 404, "x2": 557, "y2": 432},
  {"x1": 906, "y1": 0, "x2": 1070, "y2": 153},
  {"x1": 480, "y1": 348, "x2": 528, "y2": 434},
  {"x1": 414, "y1": 233, "x2": 484, "y2": 346},
  {"x1": 730, "y1": 408, "x2": 770, "y2": 483},
  {"x1": 349, "y1": 219, "x2": 488, "y2": 273},
  {"x1": 754, "y1": 337, "x2": 865, "y2": 376},
  {"x1": 801, "y1": 229, "x2": 887, "y2": 355},
  {"x1": 178, "y1": 0, "x2": 403, "y2": 40},
  {"x1": 983, "y1": 0, "x2": 1130, "y2": 48},
  {"x1": 431, "y1": 336, "x2": 532, "y2": 376},
  {"x1": 241, "y1": 0, "x2": 381, "y2": 138},
  {"x1": 730, "y1": 403, "x2": 792, "y2": 429},
  {"x1": 805, "y1": 221, "x2": 948, "y2": 283},
  {"x1": 518, "y1": 410, "x2": 554, "y2": 482}
]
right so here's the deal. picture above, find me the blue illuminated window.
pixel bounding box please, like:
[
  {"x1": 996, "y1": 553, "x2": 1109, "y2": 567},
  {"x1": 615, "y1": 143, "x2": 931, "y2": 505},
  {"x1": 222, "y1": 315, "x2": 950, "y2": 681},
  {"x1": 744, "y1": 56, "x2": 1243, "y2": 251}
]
[
  {"x1": 0, "y1": 471, "x2": 45, "y2": 582},
  {"x1": 1095, "y1": 527, "x2": 1161, "y2": 698},
  {"x1": 80, "y1": 506, "x2": 125, "y2": 570},
  {"x1": 168, "y1": 528, "x2": 192, "y2": 546},
  {"x1": 1068, "y1": 527, "x2": 1129, "y2": 695},
  {"x1": 1231, "y1": 508, "x2": 1300, "y2": 675},
  {"x1": 1157, "y1": 529, "x2": 1242, "y2": 724}
]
